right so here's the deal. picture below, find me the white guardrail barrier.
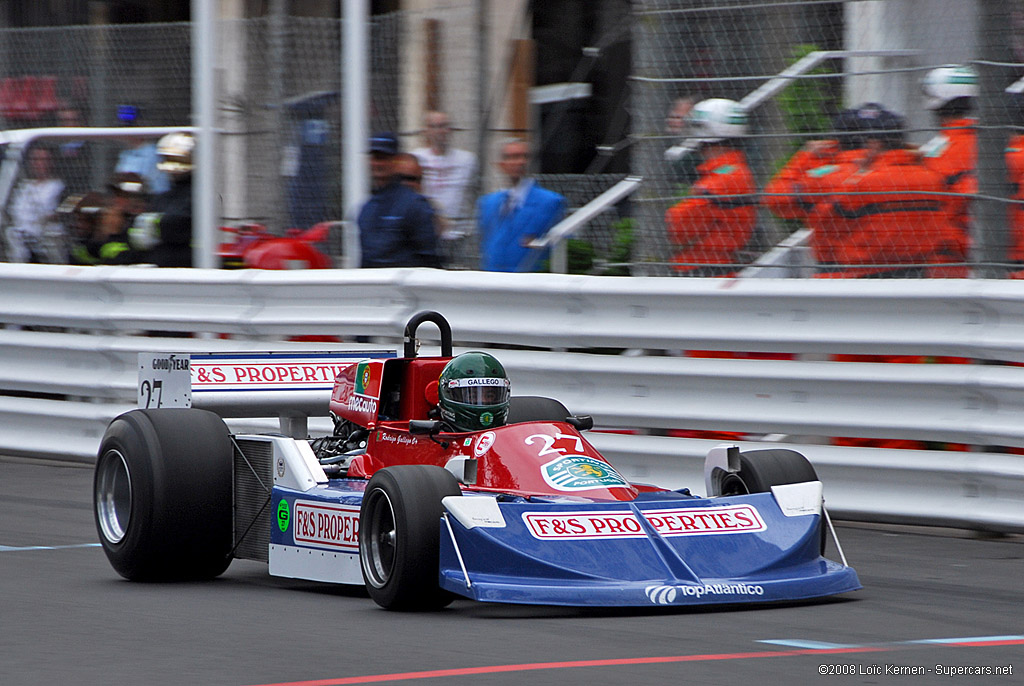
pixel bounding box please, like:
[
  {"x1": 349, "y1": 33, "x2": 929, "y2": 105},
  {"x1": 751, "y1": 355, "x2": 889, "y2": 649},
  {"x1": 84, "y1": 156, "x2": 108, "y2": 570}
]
[{"x1": 2, "y1": 263, "x2": 1024, "y2": 532}]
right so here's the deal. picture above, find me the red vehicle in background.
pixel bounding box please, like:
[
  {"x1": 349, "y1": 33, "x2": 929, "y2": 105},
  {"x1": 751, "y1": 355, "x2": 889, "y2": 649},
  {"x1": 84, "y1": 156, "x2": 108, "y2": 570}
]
[
  {"x1": 218, "y1": 221, "x2": 334, "y2": 270},
  {"x1": 218, "y1": 221, "x2": 338, "y2": 341}
]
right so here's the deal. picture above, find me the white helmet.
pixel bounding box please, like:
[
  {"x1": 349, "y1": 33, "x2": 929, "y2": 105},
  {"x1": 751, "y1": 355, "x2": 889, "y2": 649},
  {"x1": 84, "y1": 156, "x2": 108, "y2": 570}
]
[
  {"x1": 921, "y1": 65, "x2": 978, "y2": 110},
  {"x1": 685, "y1": 98, "x2": 748, "y2": 144},
  {"x1": 156, "y1": 131, "x2": 195, "y2": 176}
]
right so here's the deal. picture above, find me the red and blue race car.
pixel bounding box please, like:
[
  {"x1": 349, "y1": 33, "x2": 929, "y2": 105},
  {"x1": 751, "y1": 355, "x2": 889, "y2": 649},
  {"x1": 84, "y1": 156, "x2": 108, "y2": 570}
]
[{"x1": 94, "y1": 311, "x2": 860, "y2": 610}]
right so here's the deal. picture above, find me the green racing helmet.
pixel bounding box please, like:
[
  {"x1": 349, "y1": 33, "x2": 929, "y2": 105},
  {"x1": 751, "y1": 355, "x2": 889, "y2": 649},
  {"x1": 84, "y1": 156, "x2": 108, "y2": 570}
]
[{"x1": 437, "y1": 352, "x2": 510, "y2": 431}]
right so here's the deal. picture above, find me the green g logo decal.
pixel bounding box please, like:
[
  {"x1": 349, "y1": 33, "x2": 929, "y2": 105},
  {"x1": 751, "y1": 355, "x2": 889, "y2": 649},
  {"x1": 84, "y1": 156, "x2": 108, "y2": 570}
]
[
  {"x1": 277, "y1": 499, "x2": 290, "y2": 532},
  {"x1": 480, "y1": 412, "x2": 494, "y2": 426}
]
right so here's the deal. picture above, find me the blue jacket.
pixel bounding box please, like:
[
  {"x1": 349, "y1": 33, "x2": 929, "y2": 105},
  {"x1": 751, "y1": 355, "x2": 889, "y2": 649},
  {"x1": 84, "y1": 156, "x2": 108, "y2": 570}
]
[
  {"x1": 358, "y1": 180, "x2": 440, "y2": 268},
  {"x1": 477, "y1": 182, "x2": 566, "y2": 272}
]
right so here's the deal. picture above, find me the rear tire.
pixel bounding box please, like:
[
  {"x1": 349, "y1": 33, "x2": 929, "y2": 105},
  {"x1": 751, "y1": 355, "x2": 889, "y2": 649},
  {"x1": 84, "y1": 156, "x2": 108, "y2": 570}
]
[
  {"x1": 359, "y1": 465, "x2": 462, "y2": 610},
  {"x1": 94, "y1": 409, "x2": 233, "y2": 581}
]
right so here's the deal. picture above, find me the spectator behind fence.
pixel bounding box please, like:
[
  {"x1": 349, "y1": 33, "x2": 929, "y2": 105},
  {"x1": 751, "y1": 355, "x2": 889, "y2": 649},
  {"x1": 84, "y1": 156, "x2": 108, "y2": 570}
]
[
  {"x1": 3, "y1": 144, "x2": 67, "y2": 263},
  {"x1": 808, "y1": 108, "x2": 958, "y2": 278},
  {"x1": 91, "y1": 172, "x2": 150, "y2": 265},
  {"x1": 663, "y1": 95, "x2": 700, "y2": 184},
  {"x1": 412, "y1": 111, "x2": 476, "y2": 240},
  {"x1": 66, "y1": 174, "x2": 151, "y2": 266},
  {"x1": 127, "y1": 132, "x2": 194, "y2": 267},
  {"x1": 395, "y1": 152, "x2": 424, "y2": 194},
  {"x1": 396, "y1": 151, "x2": 444, "y2": 238},
  {"x1": 114, "y1": 104, "x2": 171, "y2": 196},
  {"x1": 665, "y1": 95, "x2": 695, "y2": 138},
  {"x1": 763, "y1": 105, "x2": 877, "y2": 265},
  {"x1": 664, "y1": 98, "x2": 757, "y2": 276},
  {"x1": 62, "y1": 191, "x2": 107, "y2": 266},
  {"x1": 357, "y1": 132, "x2": 441, "y2": 269},
  {"x1": 477, "y1": 138, "x2": 566, "y2": 272},
  {"x1": 55, "y1": 104, "x2": 92, "y2": 194},
  {"x1": 919, "y1": 65, "x2": 977, "y2": 276}
]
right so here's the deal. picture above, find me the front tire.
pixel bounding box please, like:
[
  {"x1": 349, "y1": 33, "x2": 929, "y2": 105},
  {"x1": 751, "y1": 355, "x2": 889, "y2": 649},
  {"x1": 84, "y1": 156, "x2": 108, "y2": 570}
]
[
  {"x1": 719, "y1": 449, "x2": 825, "y2": 554},
  {"x1": 94, "y1": 409, "x2": 233, "y2": 581},
  {"x1": 359, "y1": 465, "x2": 462, "y2": 610},
  {"x1": 719, "y1": 448, "x2": 819, "y2": 495}
]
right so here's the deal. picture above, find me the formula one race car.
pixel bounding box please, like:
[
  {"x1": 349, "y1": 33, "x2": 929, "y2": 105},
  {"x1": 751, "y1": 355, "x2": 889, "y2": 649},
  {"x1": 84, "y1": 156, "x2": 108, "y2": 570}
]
[{"x1": 94, "y1": 312, "x2": 860, "y2": 610}]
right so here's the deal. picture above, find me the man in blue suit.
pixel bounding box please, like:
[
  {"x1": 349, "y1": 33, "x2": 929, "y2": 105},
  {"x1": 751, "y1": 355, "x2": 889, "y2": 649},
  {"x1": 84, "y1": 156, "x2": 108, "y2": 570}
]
[{"x1": 477, "y1": 139, "x2": 566, "y2": 272}]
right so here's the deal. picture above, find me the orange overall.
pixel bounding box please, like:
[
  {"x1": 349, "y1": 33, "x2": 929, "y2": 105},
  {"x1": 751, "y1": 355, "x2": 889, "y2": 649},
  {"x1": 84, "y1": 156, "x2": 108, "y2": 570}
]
[{"x1": 665, "y1": 149, "x2": 756, "y2": 275}]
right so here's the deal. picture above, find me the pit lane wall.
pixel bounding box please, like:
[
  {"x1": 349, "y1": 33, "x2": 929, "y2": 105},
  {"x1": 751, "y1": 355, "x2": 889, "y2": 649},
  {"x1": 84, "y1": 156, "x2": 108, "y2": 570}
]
[{"x1": 2, "y1": 263, "x2": 1024, "y2": 533}]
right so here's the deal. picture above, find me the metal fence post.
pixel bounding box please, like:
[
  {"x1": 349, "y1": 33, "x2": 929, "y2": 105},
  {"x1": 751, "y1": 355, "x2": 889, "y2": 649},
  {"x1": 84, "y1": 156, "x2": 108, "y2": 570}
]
[
  {"x1": 192, "y1": 0, "x2": 218, "y2": 270},
  {"x1": 975, "y1": 0, "x2": 1015, "y2": 278},
  {"x1": 342, "y1": 0, "x2": 369, "y2": 269}
]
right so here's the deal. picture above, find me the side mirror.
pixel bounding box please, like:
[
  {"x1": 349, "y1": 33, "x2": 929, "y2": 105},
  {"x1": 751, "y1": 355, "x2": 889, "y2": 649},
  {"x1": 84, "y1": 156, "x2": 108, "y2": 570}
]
[
  {"x1": 409, "y1": 419, "x2": 442, "y2": 435},
  {"x1": 566, "y1": 415, "x2": 594, "y2": 431}
]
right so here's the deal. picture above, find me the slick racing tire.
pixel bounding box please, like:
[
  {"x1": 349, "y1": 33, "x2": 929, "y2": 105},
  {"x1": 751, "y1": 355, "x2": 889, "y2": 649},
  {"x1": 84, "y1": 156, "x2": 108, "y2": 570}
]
[
  {"x1": 94, "y1": 409, "x2": 233, "y2": 581},
  {"x1": 359, "y1": 465, "x2": 462, "y2": 611},
  {"x1": 721, "y1": 449, "x2": 826, "y2": 554},
  {"x1": 721, "y1": 449, "x2": 818, "y2": 494}
]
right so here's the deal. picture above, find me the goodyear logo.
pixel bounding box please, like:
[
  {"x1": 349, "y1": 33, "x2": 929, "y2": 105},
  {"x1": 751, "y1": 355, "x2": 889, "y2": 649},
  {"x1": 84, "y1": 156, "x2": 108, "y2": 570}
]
[{"x1": 541, "y1": 455, "x2": 628, "y2": 492}]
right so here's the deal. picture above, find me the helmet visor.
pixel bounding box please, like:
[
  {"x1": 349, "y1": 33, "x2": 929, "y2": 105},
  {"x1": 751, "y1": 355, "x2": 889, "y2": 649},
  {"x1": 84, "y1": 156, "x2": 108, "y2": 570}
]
[{"x1": 445, "y1": 377, "x2": 510, "y2": 406}]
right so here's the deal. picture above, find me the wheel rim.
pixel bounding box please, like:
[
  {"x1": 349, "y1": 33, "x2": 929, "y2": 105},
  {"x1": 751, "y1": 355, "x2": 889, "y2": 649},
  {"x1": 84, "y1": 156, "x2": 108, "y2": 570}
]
[
  {"x1": 361, "y1": 487, "x2": 397, "y2": 589},
  {"x1": 96, "y1": 449, "x2": 132, "y2": 544},
  {"x1": 719, "y1": 472, "x2": 749, "y2": 496}
]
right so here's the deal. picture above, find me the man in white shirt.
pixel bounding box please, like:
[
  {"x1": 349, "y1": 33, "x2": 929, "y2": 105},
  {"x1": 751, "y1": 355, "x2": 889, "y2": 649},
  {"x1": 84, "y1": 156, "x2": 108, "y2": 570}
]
[
  {"x1": 4, "y1": 145, "x2": 66, "y2": 263},
  {"x1": 412, "y1": 111, "x2": 476, "y2": 245}
]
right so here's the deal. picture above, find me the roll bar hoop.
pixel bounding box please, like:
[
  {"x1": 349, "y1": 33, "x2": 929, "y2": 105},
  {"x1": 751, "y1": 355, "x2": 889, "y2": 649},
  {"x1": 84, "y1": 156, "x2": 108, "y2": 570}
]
[{"x1": 403, "y1": 311, "x2": 453, "y2": 358}]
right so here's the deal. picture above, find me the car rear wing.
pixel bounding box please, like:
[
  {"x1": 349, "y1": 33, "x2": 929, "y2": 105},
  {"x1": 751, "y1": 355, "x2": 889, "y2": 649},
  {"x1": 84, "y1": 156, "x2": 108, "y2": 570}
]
[{"x1": 138, "y1": 350, "x2": 395, "y2": 437}]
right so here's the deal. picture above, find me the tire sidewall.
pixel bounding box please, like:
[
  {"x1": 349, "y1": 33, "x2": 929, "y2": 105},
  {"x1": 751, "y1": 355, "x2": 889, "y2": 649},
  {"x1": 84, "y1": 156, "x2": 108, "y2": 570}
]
[
  {"x1": 94, "y1": 411, "x2": 161, "y2": 580},
  {"x1": 94, "y1": 409, "x2": 233, "y2": 580},
  {"x1": 359, "y1": 465, "x2": 461, "y2": 610}
]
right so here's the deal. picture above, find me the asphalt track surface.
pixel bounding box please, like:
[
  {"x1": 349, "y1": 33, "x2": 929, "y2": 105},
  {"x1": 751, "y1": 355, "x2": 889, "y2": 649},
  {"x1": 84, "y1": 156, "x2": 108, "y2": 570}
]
[{"x1": 3, "y1": 456, "x2": 1022, "y2": 686}]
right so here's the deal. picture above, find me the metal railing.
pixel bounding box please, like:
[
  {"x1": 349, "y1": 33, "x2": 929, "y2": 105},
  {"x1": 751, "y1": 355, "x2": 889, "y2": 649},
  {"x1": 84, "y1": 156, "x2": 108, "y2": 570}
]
[{"x1": 2, "y1": 262, "x2": 1023, "y2": 532}]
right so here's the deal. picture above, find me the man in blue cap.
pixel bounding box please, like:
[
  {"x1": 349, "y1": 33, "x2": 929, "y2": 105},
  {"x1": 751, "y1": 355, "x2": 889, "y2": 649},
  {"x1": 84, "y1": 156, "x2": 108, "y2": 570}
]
[{"x1": 357, "y1": 132, "x2": 441, "y2": 268}]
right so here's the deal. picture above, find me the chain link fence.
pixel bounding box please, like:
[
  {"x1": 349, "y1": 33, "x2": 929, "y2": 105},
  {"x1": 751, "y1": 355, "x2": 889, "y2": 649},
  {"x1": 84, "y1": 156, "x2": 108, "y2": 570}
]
[
  {"x1": 1, "y1": 3, "x2": 1024, "y2": 277},
  {"x1": 632, "y1": 0, "x2": 1023, "y2": 279}
]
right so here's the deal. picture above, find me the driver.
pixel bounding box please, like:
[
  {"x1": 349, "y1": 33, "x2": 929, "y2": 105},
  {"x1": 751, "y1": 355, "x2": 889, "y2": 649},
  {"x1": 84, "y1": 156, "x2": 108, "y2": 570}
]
[{"x1": 437, "y1": 351, "x2": 511, "y2": 431}]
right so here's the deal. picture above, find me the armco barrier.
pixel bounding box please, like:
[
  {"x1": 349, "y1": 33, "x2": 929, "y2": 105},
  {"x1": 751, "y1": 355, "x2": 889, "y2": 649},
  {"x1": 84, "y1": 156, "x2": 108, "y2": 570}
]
[{"x1": 1, "y1": 263, "x2": 1024, "y2": 532}]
